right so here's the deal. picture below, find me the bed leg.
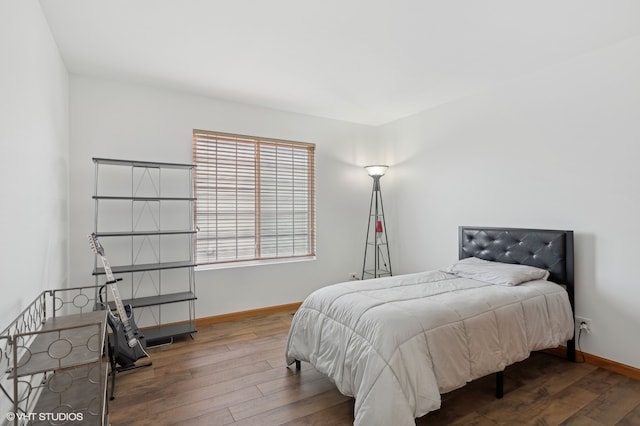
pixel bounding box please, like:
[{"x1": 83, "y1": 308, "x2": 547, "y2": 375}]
[
  {"x1": 295, "y1": 360, "x2": 301, "y2": 370},
  {"x1": 567, "y1": 338, "x2": 577, "y2": 362},
  {"x1": 496, "y1": 371, "x2": 504, "y2": 399}
]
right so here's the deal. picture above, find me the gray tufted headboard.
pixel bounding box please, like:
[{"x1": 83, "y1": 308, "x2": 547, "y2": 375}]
[{"x1": 459, "y1": 226, "x2": 575, "y2": 361}]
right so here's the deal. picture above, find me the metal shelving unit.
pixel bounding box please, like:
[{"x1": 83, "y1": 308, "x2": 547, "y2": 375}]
[{"x1": 92, "y1": 157, "x2": 197, "y2": 345}]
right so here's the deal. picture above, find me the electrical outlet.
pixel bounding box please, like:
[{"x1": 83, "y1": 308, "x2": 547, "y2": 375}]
[
  {"x1": 348, "y1": 272, "x2": 360, "y2": 281},
  {"x1": 575, "y1": 316, "x2": 592, "y2": 334}
]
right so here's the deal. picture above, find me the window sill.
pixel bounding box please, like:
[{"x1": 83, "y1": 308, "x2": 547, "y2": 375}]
[{"x1": 195, "y1": 256, "x2": 316, "y2": 271}]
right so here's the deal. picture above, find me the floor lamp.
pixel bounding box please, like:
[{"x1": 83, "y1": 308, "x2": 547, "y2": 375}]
[{"x1": 362, "y1": 165, "x2": 392, "y2": 279}]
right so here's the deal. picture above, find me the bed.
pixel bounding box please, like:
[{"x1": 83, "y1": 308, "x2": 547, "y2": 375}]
[{"x1": 285, "y1": 226, "x2": 576, "y2": 425}]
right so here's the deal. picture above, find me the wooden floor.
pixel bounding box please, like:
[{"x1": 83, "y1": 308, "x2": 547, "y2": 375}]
[{"x1": 109, "y1": 311, "x2": 640, "y2": 425}]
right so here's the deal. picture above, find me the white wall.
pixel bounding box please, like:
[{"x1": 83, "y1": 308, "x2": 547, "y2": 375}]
[
  {"x1": 0, "y1": 0, "x2": 69, "y2": 330},
  {"x1": 379, "y1": 36, "x2": 640, "y2": 369},
  {"x1": 68, "y1": 75, "x2": 380, "y2": 317}
]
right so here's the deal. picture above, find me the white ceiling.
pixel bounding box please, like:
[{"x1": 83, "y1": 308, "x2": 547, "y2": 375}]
[{"x1": 39, "y1": 0, "x2": 640, "y2": 126}]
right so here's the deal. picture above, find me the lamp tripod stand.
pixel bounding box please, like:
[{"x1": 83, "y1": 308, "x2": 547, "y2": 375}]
[{"x1": 361, "y1": 165, "x2": 392, "y2": 279}]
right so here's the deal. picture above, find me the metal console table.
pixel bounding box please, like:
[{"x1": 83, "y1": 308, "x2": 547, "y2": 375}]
[{"x1": 0, "y1": 287, "x2": 109, "y2": 425}]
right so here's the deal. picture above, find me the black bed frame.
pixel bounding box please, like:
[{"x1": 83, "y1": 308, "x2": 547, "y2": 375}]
[
  {"x1": 293, "y1": 226, "x2": 577, "y2": 401},
  {"x1": 458, "y1": 226, "x2": 576, "y2": 398}
]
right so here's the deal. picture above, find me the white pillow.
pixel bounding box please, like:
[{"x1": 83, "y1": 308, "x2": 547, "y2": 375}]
[{"x1": 443, "y1": 257, "x2": 550, "y2": 286}]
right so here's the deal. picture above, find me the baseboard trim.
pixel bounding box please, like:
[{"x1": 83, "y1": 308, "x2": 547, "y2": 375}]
[
  {"x1": 195, "y1": 302, "x2": 302, "y2": 327},
  {"x1": 544, "y1": 346, "x2": 640, "y2": 381}
]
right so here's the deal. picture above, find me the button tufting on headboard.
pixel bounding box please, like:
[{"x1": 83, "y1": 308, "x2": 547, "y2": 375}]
[{"x1": 459, "y1": 226, "x2": 574, "y2": 288}]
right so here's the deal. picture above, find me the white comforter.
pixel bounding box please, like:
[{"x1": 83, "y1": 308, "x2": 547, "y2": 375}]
[{"x1": 285, "y1": 270, "x2": 574, "y2": 425}]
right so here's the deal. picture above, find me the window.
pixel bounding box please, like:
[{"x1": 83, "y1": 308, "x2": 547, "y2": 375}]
[{"x1": 193, "y1": 129, "x2": 316, "y2": 266}]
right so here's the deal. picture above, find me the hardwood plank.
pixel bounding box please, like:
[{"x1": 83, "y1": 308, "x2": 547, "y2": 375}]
[
  {"x1": 560, "y1": 414, "x2": 608, "y2": 426},
  {"x1": 180, "y1": 361, "x2": 302, "y2": 401},
  {"x1": 522, "y1": 386, "x2": 599, "y2": 425},
  {"x1": 187, "y1": 346, "x2": 285, "y2": 378},
  {"x1": 447, "y1": 413, "x2": 498, "y2": 426},
  {"x1": 618, "y1": 401, "x2": 640, "y2": 425},
  {"x1": 169, "y1": 361, "x2": 274, "y2": 394},
  {"x1": 144, "y1": 335, "x2": 234, "y2": 362},
  {"x1": 150, "y1": 386, "x2": 263, "y2": 418},
  {"x1": 228, "y1": 376, "x2": 339, "y2": 420},
  {"x1": 229, "y1": 389, "x2": 351, "y2": 425},
  {"x1": 577, "y1": 377, "x2": 640, "y2": 424},
  {"x1": 280, "y1": 399, "x2": 354, "y2": 426},
  {"x1": 166, "y1": 407, "x2": 235, "y2": 426},
  {"x1": 573, "y1": 365, "x2": 627, "y2": 395}
]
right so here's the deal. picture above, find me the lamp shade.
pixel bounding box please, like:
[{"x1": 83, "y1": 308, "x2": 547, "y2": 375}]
[{"x1": 364, "y1": 165, "x2": 388, "y2": 177}]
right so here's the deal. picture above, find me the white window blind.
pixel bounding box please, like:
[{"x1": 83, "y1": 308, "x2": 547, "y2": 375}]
[{"x1": 193, "y1": 129, "x2": 316, "y2": 266}]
